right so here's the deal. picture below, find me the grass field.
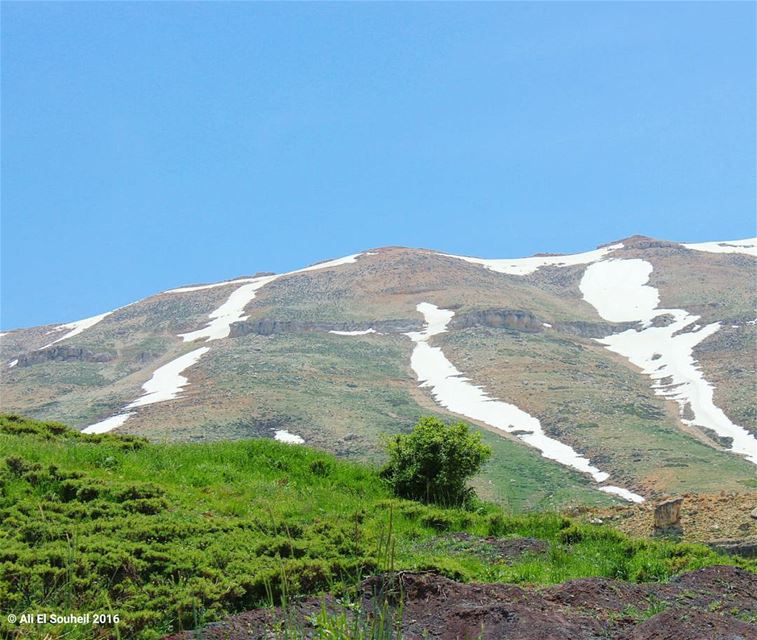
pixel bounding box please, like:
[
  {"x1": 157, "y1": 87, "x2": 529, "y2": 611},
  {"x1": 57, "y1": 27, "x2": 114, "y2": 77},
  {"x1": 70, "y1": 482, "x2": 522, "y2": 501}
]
[{"x1": 1, "y1": 414, "x2": 752, "y2": 639}]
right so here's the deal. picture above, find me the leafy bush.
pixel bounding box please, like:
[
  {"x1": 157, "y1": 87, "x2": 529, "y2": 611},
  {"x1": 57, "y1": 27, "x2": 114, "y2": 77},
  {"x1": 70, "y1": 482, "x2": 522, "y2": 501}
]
[{"x1": 380, "y1": 417, "x2": 491, "y2": 507}]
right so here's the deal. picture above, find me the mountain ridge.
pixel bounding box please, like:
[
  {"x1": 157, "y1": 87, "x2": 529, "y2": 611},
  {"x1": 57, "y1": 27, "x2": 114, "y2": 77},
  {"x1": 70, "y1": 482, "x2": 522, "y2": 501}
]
[{"x1": 2, "y1": 236, "x2": 755, "y2": 509}]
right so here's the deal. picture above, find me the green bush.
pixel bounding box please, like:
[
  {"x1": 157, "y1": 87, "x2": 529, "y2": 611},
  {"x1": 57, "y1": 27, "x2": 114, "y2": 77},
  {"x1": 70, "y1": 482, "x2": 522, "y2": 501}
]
[{"x1": 379, "y1": 417, "x2": 491, "y2": 507}]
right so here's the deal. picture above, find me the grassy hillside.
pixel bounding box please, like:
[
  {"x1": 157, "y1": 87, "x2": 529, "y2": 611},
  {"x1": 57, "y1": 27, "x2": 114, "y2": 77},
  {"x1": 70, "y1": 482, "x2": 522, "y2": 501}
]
[
  {"x1": 440, "y1": 327, "x2": 757, "y2": 495},
  {"x1": 0, "y1": 415, "x2": 753, "y2": 640}
]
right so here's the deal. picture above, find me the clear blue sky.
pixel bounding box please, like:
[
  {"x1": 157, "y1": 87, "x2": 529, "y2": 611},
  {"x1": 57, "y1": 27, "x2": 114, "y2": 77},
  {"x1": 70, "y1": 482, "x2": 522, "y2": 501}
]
[{"x1": 2, "y1": 2, "x2": 755, "y2": 330}]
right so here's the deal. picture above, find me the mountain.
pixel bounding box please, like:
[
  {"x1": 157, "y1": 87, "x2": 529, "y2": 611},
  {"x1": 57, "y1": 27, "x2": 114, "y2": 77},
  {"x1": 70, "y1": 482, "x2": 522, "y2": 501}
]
[{"x1": 2, "y1": 236, "x2": 755, "y2": 509}]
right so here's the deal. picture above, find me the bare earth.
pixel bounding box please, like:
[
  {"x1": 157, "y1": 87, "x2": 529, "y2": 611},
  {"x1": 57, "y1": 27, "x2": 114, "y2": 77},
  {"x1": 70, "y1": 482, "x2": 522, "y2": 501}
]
[{"x1": 165, "y1": 565, "x2": 756, "y2": 640}]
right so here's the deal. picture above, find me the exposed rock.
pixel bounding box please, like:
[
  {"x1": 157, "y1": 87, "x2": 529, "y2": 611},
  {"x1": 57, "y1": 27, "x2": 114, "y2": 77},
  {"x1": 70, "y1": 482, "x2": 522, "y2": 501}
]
[
  {"x1": 654, "y1": 497, "x2": 684, "y2": 528},
  {"x1": 611, "y1": 235, "x2": 684, "y2": 251},
  {"x1": 449, "y1": 309, "x2": 543, "y2": 332},
  {"x1": 555, "y1": 320, "x2": 637, "y2": 338},
  {"x1": 705, "y1": 537, "x2": 757, "y2": 558},
  {"x1": 697, "y1": 426, "x2": 734, "y2": 449},
  {"x1": 15, "y1": 345, "x2": 115, "y2": 367},
  {"x1": 650, "y1": 314, "x2": 676, "y2": 327}
]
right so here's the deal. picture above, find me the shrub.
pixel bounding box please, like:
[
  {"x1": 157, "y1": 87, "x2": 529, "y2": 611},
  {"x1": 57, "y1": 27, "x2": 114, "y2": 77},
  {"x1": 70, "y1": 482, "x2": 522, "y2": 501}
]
[{"x1": 380, "y1": 417, "x2": 491, "y2": 507}]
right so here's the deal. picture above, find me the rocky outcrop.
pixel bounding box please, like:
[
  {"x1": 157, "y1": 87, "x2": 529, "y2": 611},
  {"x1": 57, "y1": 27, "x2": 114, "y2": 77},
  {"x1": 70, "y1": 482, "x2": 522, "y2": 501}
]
[
  {"x1": 15, "y1": 345, "x2": 114, "y2": 367},
  {"x1": 555, "y1": 320, "x2": 637, "y2": 338},
  {"x1": 706, "y1": 538, "x2": 757, "y2": 558},
  {"x1": 610, "y1": 235, "x2": 685, "y2": 251},
  {"x1": 450, "y1": 309, "x2": 543, "y2": 332}
]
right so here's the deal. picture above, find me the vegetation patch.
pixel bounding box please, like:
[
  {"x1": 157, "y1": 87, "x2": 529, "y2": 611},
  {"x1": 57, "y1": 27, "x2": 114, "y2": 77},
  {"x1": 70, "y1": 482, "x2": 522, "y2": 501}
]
[{"x1": 0, "y1": 414, "x2": 752, "y2": 639}]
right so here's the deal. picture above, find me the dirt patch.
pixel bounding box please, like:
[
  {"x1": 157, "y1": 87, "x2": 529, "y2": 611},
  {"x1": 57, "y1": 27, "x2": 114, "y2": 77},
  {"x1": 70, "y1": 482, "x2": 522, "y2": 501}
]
[
  {"x1": 442, "y1": 533, "x2": 550, "y2": 563},
  {"x1": 164, "y1": 565, "x2": 756, "y2": 640},
  {"x1": 575, "y1": 492, "x2": 757, "y2": 546},
  {"x1": 617, "y1": 608, "x2": 756, "y2": 640}
]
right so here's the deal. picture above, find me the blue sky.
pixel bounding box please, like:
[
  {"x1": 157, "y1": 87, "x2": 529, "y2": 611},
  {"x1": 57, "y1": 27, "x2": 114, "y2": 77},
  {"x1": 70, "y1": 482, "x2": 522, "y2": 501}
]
[{"x1": 2, "y1": 2, "x2": 755, "y2": 329}]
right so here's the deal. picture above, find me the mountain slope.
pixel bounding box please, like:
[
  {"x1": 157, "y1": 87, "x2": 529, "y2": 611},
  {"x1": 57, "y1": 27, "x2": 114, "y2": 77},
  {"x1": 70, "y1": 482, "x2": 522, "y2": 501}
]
[{"x1": 2, "y1": 237, "x2": 755, "y2": 507}]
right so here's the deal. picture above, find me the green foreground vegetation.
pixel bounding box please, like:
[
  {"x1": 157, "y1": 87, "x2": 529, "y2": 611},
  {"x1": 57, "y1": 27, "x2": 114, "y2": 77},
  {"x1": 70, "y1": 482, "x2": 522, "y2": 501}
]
[{"x1": 0, "y1": 414, "x2": 753, "y2": 639}]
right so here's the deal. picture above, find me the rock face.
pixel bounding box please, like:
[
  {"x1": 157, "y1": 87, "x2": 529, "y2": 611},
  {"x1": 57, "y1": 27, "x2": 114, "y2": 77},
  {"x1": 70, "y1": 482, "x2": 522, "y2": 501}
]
[
  {"x1": 15, "y1": 345, "x2": 114, "y2": 367},
  {"x1": 654, "y1": 497, "x2": 684, "y2": 528},
  {"x1": 450, "y1": 309, "x2": 543, "y2": 332},
  {"x1": 705, "y1": 537, "x2": 757, "y2": 558}
]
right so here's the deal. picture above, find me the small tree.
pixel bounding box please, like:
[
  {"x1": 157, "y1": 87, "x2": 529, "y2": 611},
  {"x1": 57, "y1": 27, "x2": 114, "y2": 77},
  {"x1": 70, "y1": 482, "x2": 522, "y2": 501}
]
[{"x1": 380, "y1": 417, "x2": 492, "y2": 507}]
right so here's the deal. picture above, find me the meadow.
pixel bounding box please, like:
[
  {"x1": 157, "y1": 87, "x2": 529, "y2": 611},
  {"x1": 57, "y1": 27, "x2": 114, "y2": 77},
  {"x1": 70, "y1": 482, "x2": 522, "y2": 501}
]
[{"x1": 0, "y1": 414, "x2": 752, "y2": 639}]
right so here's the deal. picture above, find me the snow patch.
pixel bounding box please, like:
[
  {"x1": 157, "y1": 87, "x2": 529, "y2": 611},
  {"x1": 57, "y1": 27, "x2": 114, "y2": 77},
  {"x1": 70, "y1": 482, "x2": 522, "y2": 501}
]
[
  {"x1": 81, "y1": 413, "x2": 133, "y2": 435},
  {"x1": 579, "y1": 259, "x2": 659, "y2": 325},
  {"x1": 127, "y1": 347, "x2": 210, "y2": 408},
  {"x1": 288, "y1": 253, "x2": 364, "y2": 275},
  {"x1": 581, "y1": 259, "x2": 757, "y2": 465},
  {"x1": 83, "y1": 252, "x2": 369, "y2": 433},
  {"x1": 166, "y1": 277, "x2": 259, "y2": 293},
  {"x1": 179, "y1": 276, "x2": 278, "y2": 342},
  {"x1": 329, "y1": 328, "x2": 377, "y2": 336},
  {"x1": 542, "y1": 323, "x2": 552, "y2": 328},
  {"x1": 681, "y1": 238, "x2": 757, "y2": 257},
  {"x1": 443, "y1": 243, "x2": 623, "y2": 276},
  {"x1": 274, "y1": 429, "x2": 305, "y2": 444},
  {"x1": 599, "y1": 485, "x2": 645, "y2": 503},
  {"x1": 8, "y1": 359, "x2": 18, "y2": 368},
  {"x1": 39, "y1": 311, "x2": 113, "y2": 350},
  {"x1": 178, "y1": 253, "x2": 368, "y2": 343},
  {"x1": 405, "y1": 302, "x2": 642, "y2": 502}
]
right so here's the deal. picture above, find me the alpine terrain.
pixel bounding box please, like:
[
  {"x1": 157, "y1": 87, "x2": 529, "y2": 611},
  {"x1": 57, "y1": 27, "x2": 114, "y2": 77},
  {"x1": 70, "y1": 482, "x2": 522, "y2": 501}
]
[{"x1": 2, "y1": 236, "x2": 756, "y2": 510}]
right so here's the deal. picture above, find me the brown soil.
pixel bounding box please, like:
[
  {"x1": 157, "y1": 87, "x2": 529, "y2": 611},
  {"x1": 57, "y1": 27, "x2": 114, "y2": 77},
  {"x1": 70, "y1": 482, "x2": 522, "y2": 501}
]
[{"x1": 164, "y1": 565, "x2": 756, "y2": 640}]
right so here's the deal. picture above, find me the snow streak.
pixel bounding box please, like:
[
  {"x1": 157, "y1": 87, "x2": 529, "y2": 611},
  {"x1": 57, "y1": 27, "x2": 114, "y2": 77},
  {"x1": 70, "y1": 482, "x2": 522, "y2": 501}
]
[
  {"x1": 405, "y1": 302, "x2": 643, "y2": 502},
  {"x1": 581, "y1": 259, "x2": 756, "y2": 465}
]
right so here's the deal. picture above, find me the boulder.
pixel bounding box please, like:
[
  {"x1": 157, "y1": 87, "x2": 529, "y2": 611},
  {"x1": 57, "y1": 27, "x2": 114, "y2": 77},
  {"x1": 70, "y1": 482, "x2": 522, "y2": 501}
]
[{"x1": 654, "y1": 497, "x2": 684, "y2": 528}]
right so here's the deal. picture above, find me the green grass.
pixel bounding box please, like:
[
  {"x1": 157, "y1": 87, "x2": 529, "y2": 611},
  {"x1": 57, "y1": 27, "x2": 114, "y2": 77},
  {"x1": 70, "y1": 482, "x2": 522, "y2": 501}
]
[{"x1": 0, "y1": 414, "x2": 752, "y2": 640}]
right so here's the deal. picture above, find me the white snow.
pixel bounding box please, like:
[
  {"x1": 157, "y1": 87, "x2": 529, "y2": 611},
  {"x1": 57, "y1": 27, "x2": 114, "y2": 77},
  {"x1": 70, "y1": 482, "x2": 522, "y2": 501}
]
[
  {"x1": 82, "y1": 347, "x2": 210, "y2": 432},
  {"x1": 127, "y1": 347, "x2": 210, "y2": 408},
  {"x1": 681, "y1": 237, "x2": 757, "y2": 257},
  {"x1": 405, "y1": 302, "x2": 643, "y2": 503},
  {"x1": 82, "y1": 253, "x2": 369, "y2": 433},
  {"x1": 542, "y1": 323, "x2": 552, "y2": 329},
  {"x1": 178, "y1": 252, "x2": 369, "y2": 343},
  {"x1": 179, "y1": 275, "x2": 279, "y2": 342},
  {"x1": 443, "y1": 243, "x2": 623, "y2": 276},
  {"x1": 167, "y1": 253, "x2": 366, "y2": 295},
  {"x1": 579, "y1": 259, "x2": 659, "y2": 325},
  {"x1": 8, "y1": 359, "x2": 18, "y2": 368},
  {"x1": 581, "y1": 259, "x2": 757, "y2": 465},
  {"x1": 81, "y1": 413, "x2": 133, "y2": 435},
  {"x1": 599, "y1": 485, "x2": 645, "y2": 503},
  {"x1": 288, "y1": 253, "x2": 364, "y2": 275},
  {"x1": 165, "y1": 277, "x2": 259, "y2": 293},
  {"x1": 274, "y1": 429, "x2": 305, "y2": 444},
  {"x1": 39, "y1": 311, "x2": 113, "y2": 350},
  {"x1": 329, "y1": 328, "x2": 377, "y2": 336}
]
